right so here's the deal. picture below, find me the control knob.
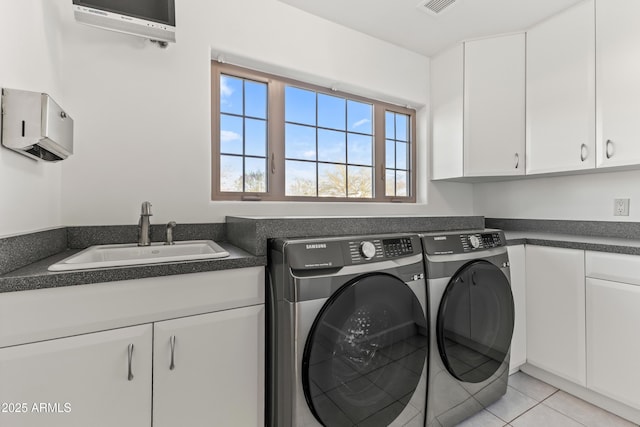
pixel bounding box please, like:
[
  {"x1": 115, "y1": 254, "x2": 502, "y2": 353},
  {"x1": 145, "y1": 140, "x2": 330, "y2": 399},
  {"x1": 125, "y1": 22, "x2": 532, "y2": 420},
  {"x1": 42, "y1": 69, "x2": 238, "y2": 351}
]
[
  {"x1": 468, "y1": 235, "x2": 481, "y2": 249},
  {"x1": 360, "y1": 241, "x2": 377, "y2": 259}
]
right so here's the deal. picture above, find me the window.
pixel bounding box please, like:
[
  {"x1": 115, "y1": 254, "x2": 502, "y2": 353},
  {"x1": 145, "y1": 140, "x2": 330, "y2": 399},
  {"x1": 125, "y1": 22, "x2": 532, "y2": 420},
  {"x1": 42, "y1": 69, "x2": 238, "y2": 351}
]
[{"x1": 211, "y1": 62, "x2": 416, "y2": 202}]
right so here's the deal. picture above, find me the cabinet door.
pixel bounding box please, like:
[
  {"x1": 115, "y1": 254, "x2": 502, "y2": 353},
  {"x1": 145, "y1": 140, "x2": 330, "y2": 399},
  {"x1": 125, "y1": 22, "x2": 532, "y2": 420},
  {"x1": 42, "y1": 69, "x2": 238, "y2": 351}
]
[
  {"x1": 526, "y1": 0, "x2": 595, "y2": 174},
  {"x1": 0, "y1": 325, "x2": 152, "y2": 427},
  {"x1": 525, "y1": 246, "x2": 586, "y2": 385},
  {"x1": 596, "y1": 0, "x2": 640, "y2": 167},
  {"x1": 153, "y1": 305, "x2": 265, "y2": 427},
  {"x1": 464, "y1": 34, "x2": 525, "y2": 177},
  {"x1": 586, "y1": 278, "x2": 640, "y2": 409},
  {"x1": 431, "y1": 44, "x2": 464, "y2": 180},
  {"x1": 507, "y1": 245, "x2": 526, "y2": 373}
]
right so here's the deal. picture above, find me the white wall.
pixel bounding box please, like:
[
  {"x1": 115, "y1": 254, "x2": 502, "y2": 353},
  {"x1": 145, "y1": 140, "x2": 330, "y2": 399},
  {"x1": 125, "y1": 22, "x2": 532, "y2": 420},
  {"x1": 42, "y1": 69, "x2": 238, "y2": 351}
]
[
  {"x1": 0, "y1": 1, "x2": 64, "y2": 237},
  {"x1": 474, "y1": 169, "x2": 640, "y2": 221},
  {"x1": 56, "y1": 0, "x2": 473, "y2": 226}
]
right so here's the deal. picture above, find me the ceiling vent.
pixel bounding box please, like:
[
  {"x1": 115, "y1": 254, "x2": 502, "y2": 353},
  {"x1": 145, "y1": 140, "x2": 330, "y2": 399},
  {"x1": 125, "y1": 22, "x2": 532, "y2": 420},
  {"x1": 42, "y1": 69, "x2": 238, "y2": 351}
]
[{"x1": 417, "y1": 0, "x2": 458, "y2": 16}]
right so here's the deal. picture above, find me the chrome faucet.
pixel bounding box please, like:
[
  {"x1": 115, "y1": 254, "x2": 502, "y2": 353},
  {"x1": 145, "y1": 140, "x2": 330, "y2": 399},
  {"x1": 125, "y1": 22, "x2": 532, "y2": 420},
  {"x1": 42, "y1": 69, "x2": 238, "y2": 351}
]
[
  {"x1": 137, "y1": 201, "x2": 153, "y2": 246},
  {"x1": 165, "y1": 221, "x2": 177, "y2": 245}
]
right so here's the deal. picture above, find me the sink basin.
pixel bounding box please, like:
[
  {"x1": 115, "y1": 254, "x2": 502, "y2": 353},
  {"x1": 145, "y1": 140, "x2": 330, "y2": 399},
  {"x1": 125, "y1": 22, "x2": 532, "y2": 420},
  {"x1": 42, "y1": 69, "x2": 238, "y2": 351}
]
[{"x1": 48, "y1": 240, "x2": 230, "y2": 271}]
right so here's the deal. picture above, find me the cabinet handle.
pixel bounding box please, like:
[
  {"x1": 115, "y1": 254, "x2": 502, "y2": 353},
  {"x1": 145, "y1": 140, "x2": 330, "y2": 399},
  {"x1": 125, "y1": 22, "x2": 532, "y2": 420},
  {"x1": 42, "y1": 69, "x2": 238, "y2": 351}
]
[
  {"x1": 169, "y1": 335, "x2": 176, "y2": 371},
  {"x1": 606, "y1": 139, "x2": 614, "y2": 159},
  {"x1": 127, "y1": 343, "x2": 135, "y2": 381},
  {"x1": 580, "y1": 144, "x2": 588, "y2": 162},
  {"x1": 514, "y1": 153, "x2": 520, "y2": 169}
]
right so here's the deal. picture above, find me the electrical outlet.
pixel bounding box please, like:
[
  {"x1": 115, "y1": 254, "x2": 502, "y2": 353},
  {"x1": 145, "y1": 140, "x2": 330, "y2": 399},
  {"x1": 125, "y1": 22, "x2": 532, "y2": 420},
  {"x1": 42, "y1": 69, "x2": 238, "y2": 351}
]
[{"x1": 614, "y1": 198, "x2": 630, "y2": 216}]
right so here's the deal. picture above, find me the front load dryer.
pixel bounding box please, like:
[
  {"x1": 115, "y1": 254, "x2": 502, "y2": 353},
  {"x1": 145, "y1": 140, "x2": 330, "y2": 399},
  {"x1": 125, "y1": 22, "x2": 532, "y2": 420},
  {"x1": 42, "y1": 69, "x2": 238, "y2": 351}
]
[{"x1": 421, "y1": 229, "x2": 514, "y2": 427}]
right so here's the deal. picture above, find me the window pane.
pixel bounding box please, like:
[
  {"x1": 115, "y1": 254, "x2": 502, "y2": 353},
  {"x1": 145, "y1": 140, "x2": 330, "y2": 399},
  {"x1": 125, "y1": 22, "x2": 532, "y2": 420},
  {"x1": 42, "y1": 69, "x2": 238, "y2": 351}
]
[
  {"x1": 285, "y1": 86, "x2": 316, "y2": 125},
  {"x1": 245, "y1": 118, "x2": 267, "y2": 157},
  {"x1": 385, "y1": 169, "x2": 395, "y2": 196},
  {"x1": 396, "y1": 114, "x2": 408, "y2": 142},
  {"x1": 220, "y1": 114, "x2": 243, "y2": 155},
  {"x1": 385, "y1": 139, "x2": 395, "y2": 169},
  {"x1": 318, "y1": 129, "x2": 346, "y2": 163},
  {"x1": 348, "y1": 166, "x2": 372, "y2": 198},
  {"x1": 285, "y1": 124, "x2": 316, "y2": 160},
  {"x1": 396, "y1": 142, "x2": 408, "y2": 170},
  {"x1": 220, "y1": 75, "x2": 243, "y2": 115},
  {"x1": 286, "y1": 160, "x2": 316, "y2": 196},
  {"x1": 348, "y1": 101, "x2": 373, "y2": 135},
  {"x1": 220, "y1": 155, "x2": 243, "y2": 192},
  {"x1": 245, "y1": 81, "x2": 267, "y2": 119},
  {"x1": 347, "y1": 133, "x2": 373, "y2": 166},
  {"x1": 318, "y1": 163, "x2": 346, "y2": 197},
  {"x1": 396, "y1": 170, "x2": 408, "y2": 197},
  {"x1": 245, "y1": 157, "x2": 266, "y2": 193},
  {"x1": 385, "y1": 111, "x2": 395, "y2": 139},
  {"x1": 318, "y1": 94, "x2": 345, "y2": 131}
]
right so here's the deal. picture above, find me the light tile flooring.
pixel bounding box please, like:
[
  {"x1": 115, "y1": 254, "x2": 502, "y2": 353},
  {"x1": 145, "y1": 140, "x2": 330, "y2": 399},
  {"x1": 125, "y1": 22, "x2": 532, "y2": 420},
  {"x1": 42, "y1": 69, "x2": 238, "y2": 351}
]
[{"x1": 456, "y1": 372, "x2": 639, "y2": 427}]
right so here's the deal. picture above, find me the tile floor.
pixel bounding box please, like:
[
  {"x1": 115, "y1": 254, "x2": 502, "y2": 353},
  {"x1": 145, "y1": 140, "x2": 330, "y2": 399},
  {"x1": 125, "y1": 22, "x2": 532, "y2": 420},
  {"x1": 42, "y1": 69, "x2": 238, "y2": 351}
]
[{"x1": 456, "y1": 372, "x2": 639, "y2": 427}]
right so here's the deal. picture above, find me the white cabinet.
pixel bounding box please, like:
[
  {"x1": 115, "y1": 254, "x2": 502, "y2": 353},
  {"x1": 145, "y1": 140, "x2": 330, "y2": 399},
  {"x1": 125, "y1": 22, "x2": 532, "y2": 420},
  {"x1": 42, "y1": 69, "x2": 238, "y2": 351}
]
[
  {"x1": 586, "y1": 251, "x2": 640, "y2": 410},
  {"x1": 596, "y1": 0, "x2": 640, "y2": 168},
  {"x1": 153, "y1": 306, "x2": 265, "y2": 427},
  {"x1": 507, "y1": 245, "x2": 526, "y2": 373},
  {"x1": 0, "y1": 325, "x2": 152, "y2": 427},
  {"x1": 525, "y1": 245, "x2": 586, "y2": 385},
  {"x1": 464, "y1": 34, "x2": 526, "y2": 177},
  {"x1": 431, "y1": 34, "x2": 525, "y2": 179},
  {"x1": 526, "y1": 0, "x2": 595, "y2": 174}
]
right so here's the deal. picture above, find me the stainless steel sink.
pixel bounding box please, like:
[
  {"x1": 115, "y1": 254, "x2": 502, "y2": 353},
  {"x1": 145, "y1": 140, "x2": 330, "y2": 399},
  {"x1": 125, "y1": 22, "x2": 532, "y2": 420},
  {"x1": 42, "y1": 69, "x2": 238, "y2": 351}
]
[{"x1": 48, "y1": 240, "x2": 230, "y2": 271}]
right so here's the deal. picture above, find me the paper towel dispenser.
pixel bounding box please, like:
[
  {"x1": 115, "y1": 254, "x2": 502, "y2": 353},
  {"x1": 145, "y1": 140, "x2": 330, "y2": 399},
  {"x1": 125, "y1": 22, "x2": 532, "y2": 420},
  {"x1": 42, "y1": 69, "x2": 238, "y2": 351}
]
[{"x1": 1, "y1": 88, "x2": 74, "y2": 161}]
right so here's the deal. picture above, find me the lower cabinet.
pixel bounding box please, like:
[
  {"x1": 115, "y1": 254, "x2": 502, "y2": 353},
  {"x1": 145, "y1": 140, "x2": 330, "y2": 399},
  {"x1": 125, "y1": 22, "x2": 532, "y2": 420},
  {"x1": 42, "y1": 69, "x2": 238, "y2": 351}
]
[
  {"x1": 586, "y1": 251, "x2": 640, "y2": 410},
  {"x1": 507, "y1": 245, "x2": 526, "y2": 372},
  {"x1": 0, "y1": 325, "x2": 153, "y2": 427},
  {"x1": 153, "y1": 306, "x2": 265, "y2": 427},
  {"x1": 525, "y1": 245, "x2": 586, "y2": 386}
]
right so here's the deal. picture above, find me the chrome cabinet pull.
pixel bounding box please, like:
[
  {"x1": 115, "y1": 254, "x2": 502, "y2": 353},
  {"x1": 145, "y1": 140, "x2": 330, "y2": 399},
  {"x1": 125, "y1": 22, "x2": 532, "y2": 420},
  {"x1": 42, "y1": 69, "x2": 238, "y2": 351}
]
[
  {"x1": 514, "y1": 153, "x2": 520, "y2": 169},
  {"x1": 169, "y1": 336, "x2": 176, "y2": 371},
  {"x1": 580, "y1": 144, "x2": 588, "y2": 162},
  {"x1": 127, "y1": 344, "x2": 134, "y2": 381},
  {"x1": 606, "y1": 139, "x2": 614, "y2": 159}
]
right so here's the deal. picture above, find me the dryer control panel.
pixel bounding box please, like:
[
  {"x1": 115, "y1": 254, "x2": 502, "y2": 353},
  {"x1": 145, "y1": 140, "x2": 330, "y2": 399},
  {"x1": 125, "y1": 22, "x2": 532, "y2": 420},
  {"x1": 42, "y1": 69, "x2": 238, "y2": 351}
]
[{"x1": 422, "y1": 229, "x2": 506, "y2": 255}]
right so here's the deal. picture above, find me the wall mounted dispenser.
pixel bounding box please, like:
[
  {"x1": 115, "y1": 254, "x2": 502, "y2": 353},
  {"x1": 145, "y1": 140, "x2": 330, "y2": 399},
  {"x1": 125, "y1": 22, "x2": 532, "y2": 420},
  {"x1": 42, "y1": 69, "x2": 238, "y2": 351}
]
[{"x1": 1, "y1": 88, "x2": 74, "y2": 162}]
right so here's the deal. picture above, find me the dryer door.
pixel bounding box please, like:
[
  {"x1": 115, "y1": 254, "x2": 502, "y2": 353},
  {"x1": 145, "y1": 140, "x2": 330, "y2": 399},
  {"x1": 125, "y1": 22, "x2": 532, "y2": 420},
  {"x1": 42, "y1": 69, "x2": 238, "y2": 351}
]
[
  {"x1": 437, "y1": 260, "x2": 514, "y2": 383},
  {"x1": 302, "y1": 273, "x2": 428, "y2": 426}
]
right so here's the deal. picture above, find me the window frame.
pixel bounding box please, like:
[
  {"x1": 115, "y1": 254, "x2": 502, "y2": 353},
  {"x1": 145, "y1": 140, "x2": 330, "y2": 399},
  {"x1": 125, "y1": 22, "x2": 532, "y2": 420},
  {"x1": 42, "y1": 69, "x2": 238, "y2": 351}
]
[{"x1": 211, "y1": 62, "x2": 416, "y2": 202}]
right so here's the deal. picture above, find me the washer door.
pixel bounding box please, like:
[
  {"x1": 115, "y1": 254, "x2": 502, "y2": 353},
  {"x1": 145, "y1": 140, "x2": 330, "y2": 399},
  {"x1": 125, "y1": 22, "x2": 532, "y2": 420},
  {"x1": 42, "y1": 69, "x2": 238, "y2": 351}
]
[
  {"x1": 302, "y1": 273, "x2": 428, "y2": 426},
  {"x1": 437, "y1": 260, "x2": 514, "y2": 383}
]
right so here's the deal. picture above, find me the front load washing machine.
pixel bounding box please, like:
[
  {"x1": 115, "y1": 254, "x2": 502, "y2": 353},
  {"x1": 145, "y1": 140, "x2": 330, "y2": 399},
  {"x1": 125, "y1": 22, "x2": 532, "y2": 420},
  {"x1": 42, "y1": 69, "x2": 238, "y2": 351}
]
[
  {"x1": 268, "y1": 234, "x2": 428, "y2": 427},
  {"x1": 421, "y1": 229, "x2": 514, "y2": 427}
]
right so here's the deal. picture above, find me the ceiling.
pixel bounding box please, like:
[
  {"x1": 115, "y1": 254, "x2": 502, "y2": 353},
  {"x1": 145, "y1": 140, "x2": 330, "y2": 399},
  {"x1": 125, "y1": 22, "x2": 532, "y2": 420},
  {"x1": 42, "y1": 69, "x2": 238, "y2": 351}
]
[{"x1": 277, "y1": 0, "x2": 584, "y2": 57}]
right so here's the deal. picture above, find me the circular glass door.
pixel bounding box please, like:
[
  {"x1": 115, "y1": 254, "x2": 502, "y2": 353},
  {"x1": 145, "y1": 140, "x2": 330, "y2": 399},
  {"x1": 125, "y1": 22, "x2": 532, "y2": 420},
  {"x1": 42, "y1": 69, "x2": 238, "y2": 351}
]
[
  {"x1": 437, "y1": 260, "x2": 514, "y2": 383},
  {"x1": 302, "y1": 273, "x2": 428, "y2": 426}
]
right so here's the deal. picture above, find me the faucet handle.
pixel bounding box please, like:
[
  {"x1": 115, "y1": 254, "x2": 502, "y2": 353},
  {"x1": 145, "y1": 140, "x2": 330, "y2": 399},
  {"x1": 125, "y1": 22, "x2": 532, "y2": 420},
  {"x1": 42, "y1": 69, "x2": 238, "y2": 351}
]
[{"x1": 141, "y1": 201, "x2": 152, "y2": 216}]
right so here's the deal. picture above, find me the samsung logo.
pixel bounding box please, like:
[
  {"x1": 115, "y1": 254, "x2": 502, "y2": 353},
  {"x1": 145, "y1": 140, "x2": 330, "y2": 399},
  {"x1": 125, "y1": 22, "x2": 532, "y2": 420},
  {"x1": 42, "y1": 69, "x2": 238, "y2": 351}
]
[
  {"x1": 306, "y1": 243, "x2": 327, "y2": 250},
  {"x1": 433, "y1": 236, "x2": 447, "y2": 241}
]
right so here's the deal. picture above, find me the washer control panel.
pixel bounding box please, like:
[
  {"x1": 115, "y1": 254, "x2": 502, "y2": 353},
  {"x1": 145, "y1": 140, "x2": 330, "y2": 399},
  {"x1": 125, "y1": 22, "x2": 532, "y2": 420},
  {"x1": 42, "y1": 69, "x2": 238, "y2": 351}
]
[{"x1": 461, "y1": 232, "x2": 503, "y2": 252}]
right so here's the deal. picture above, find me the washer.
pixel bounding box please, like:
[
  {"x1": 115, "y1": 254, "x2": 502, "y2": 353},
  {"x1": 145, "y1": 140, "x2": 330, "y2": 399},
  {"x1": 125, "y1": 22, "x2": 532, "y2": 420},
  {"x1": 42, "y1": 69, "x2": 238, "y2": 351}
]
[
  {"x1": 421, "y1": 229, "x2": 514, "y2": 427},
  {"x1": 267, "y1": 234, "x2": 429, "y2": 427}
]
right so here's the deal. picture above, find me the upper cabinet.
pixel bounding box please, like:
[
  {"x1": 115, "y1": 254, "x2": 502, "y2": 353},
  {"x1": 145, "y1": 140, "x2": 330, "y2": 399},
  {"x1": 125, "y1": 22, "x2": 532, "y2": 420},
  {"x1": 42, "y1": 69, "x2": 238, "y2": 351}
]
[
  {"x1": 464, "y1": 34, "x2": 526, "y2": 177},
  {"x1": 526, "y1": 0, "x2": 595, "y2": 174},
  {"x1": 431, "y1": 34, "x2": 525, "y2": 180},
  {"x1": 596, "y1": 0, "x2": 640, "y2": 168}
]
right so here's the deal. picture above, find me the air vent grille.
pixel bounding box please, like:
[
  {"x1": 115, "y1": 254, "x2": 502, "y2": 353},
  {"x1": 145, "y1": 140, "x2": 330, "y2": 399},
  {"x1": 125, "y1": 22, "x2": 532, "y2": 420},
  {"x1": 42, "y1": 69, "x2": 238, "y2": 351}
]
[{"x1": 418, "y1": 0, "x2": 457, "y2": 15}]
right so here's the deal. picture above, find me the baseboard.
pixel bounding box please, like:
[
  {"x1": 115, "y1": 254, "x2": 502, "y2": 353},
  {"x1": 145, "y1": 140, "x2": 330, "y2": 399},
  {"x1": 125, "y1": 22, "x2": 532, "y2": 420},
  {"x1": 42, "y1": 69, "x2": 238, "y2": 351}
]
[{"x1": 520, "y1": 363, "x2": 640, "y2": 425}]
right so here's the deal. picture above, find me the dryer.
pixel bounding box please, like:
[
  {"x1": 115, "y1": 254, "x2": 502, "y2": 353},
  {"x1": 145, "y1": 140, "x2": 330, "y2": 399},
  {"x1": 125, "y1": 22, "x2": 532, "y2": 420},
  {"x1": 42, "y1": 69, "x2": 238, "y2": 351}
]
[
  {"x1": 268, "y1": 234, "x2": 429, "y2": 427},
  {"x1": 421, "y1": 229, "x2": 514, "y2": 427}
]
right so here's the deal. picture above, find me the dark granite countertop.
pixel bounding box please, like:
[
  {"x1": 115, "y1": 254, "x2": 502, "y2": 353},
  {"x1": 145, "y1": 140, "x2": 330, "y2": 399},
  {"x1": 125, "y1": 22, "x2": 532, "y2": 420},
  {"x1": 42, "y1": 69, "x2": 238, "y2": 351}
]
[
  {"x1": 0, "y1": 242, "x2": 266, "y2": 293},
  {"x1": 503, "y1": 231, "x2": 640, "y2": 255}
]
